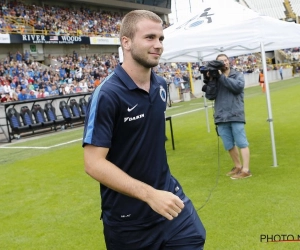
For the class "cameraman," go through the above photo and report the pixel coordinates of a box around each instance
[206,54,251,179]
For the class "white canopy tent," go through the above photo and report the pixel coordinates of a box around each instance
[161,0,300,167]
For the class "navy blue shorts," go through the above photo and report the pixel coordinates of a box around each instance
[103,197,206,250]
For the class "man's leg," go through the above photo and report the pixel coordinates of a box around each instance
[164,198,206,250]
[218,124,242,175]
[240,146,250,172]
[230,123,252,179]
[103,222,163,250]
[228,146,242,169]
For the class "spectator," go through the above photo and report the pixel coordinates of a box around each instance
[11,92,18,101]
[28,90,37,99]
[49,84,59,96]
[87,82,94,92]
[0,83,5,94]
[3,80,12,94]
[79,77,88,92]
[173,73,182,88]
[16,51,22,62]
[18,88,28,100]
[93,76,101,88]
[37,88,46,98]
[69,85,76,94]
[58,84,68,95]
[1,92,12,102]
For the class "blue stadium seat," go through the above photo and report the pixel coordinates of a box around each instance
[59,100,81,127]
[79,97,88,116]
[44,103,66,130]
[20,106,43,131]
[70,99,85,120]
[32,104,54,129]
[6,107,31,138]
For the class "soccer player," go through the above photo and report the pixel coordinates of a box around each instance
[83,10,205,249]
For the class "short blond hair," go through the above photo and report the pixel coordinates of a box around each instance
[120,10,162,41]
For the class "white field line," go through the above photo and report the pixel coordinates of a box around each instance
[0,105,213,150]
[172,105,213,117]
[0,138,82,149]
[166,105,182,110]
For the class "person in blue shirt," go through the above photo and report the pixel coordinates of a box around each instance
[28,90,37,99]
[49,84,59,96]
[279,65,283,80]
[83,10,205,250]
[18,88,28,101]
[27,69,35,78]
[16,51,22,62]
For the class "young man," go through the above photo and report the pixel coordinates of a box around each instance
[82,10,205,250]
[206,54,251,179]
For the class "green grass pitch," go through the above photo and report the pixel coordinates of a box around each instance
[1,77,300,249]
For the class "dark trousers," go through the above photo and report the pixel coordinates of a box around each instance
[104,197,206,250]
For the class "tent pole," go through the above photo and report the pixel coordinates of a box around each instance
[199,59,210,133]
[260,42,278,167]
[200,79,210,133]
[203,92,211,133]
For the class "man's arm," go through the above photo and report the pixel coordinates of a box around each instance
[84,144,184,220]
[218,72,245,94]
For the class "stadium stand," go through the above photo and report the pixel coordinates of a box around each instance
[0,0,170,37]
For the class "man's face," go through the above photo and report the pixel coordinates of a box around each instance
[128,19,164,69]
[217,55,230,71]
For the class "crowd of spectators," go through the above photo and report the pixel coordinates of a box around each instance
[0,1,291,103]
[0,51,120,103]
[1,49,284,104]
[0,0,170,36]
[0,0,123,36]
[282,47,300,62]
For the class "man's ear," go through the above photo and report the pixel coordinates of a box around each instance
[121,36,131,51]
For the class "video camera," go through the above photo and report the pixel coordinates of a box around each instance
[200,60,225,84]
[200,60,225,100]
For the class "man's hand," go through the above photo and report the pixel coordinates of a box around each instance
[207,71,214,81]
[146,189,184,220]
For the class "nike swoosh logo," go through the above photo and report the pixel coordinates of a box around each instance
[127,104,138,112]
